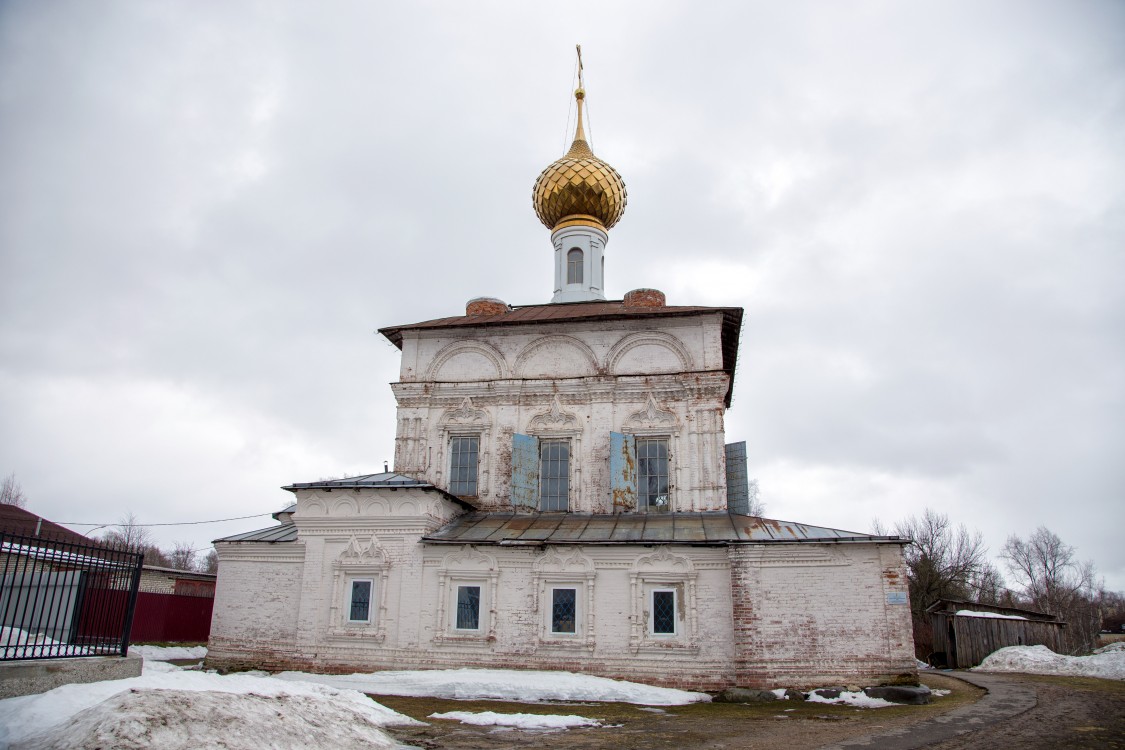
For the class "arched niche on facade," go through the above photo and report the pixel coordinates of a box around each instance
[514,335,600,379]
[607,331,693,376]
[427,341,508,382]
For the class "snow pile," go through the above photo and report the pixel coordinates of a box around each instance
[430,710,601,729]
[956,609,1027,620]
[0,665,419,749]
[0,626,91,659]
[1094,642,1125,655]
[275,667,710,705]
[129,644,207,661]
[13,689,401,750]
[974,645,1125,680]
[806,690,897,709]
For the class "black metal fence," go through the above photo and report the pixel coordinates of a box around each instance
[1,531,143,660]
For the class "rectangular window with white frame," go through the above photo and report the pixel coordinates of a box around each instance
[455,585,481,631]
[550,587,578,635]
[650,588,677,635]
[347,579,374,624]
[449,435,480,497]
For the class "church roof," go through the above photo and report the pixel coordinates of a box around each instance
[422,512,906,546]
[215,522,299,544]
[380,301,743,406]
[281,472,436,491]
[281,472,476,509]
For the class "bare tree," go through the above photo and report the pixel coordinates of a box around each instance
[1002,526,1100,653]
[876,508,991,659]
[201,549,219,575]
[0,473,28,508]
[747,478,765,517]
[968,561,1007,606]
[167,541,198,572]
[100,512,154,553]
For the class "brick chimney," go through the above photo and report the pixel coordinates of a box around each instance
[623,288,666,308]
[466,297,510,316]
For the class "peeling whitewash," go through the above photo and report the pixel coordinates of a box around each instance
[209,307,917,689]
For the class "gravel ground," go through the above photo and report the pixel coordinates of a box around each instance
[379,673,1125,750]
[926,674,1125,750]
[379,674,983,750]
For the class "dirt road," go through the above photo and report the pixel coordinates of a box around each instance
[379,672,1124,750]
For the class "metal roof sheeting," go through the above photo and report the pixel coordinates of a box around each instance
[215,523,299,544]
[282,472,433,491]
[422,512,904,546]
[214,511,904,546]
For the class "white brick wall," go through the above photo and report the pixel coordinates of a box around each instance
[391,314,732,513]
[208,488,916,689]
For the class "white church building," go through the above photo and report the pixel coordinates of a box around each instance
[207,77,917,690]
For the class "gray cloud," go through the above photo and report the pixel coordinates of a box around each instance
[1,0,1122,588]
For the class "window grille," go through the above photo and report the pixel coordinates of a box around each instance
[567,248,583,284]
[652,590,676,634]
[348,580,372,622]
[539,439,570,511]
[552,588,577,634]
[449,436,479,496]
[456,585,481,630]
[637,438,670,512]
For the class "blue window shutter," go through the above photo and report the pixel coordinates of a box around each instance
[511,433,539,509]
[725,441,749,514]
[610,431,637,511]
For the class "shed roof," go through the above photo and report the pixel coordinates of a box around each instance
[422,512,905,546]
[925,598,1060,622]
[378,301,744,407]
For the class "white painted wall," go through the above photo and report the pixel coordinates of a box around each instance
[208,487,916,689]
[392,313,732,512]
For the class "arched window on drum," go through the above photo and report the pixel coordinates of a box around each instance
[567,248,583,284]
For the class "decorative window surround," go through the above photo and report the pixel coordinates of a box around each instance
[629,547,699,653]
[328,535,390,642]
[533,548,596,650]
[525,395,584,512]
[434,546,498,645]
[437,397,492,497]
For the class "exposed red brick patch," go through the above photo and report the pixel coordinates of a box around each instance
[466,297,510,316]
[624,288,666,307]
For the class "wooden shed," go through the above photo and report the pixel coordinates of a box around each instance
[927,599,1066,668]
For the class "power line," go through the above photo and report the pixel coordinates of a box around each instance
[59,512,274,528]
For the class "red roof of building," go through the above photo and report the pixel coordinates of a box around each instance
[0,504,100,547]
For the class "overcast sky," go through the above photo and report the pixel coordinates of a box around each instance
[1,1,1122,590]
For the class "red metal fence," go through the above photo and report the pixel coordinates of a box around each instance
[129,591,214,643]
[79,589,213,643]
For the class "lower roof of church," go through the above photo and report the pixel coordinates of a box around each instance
[424,511,904,546]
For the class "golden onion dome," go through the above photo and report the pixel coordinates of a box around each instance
[532,87,627,232]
